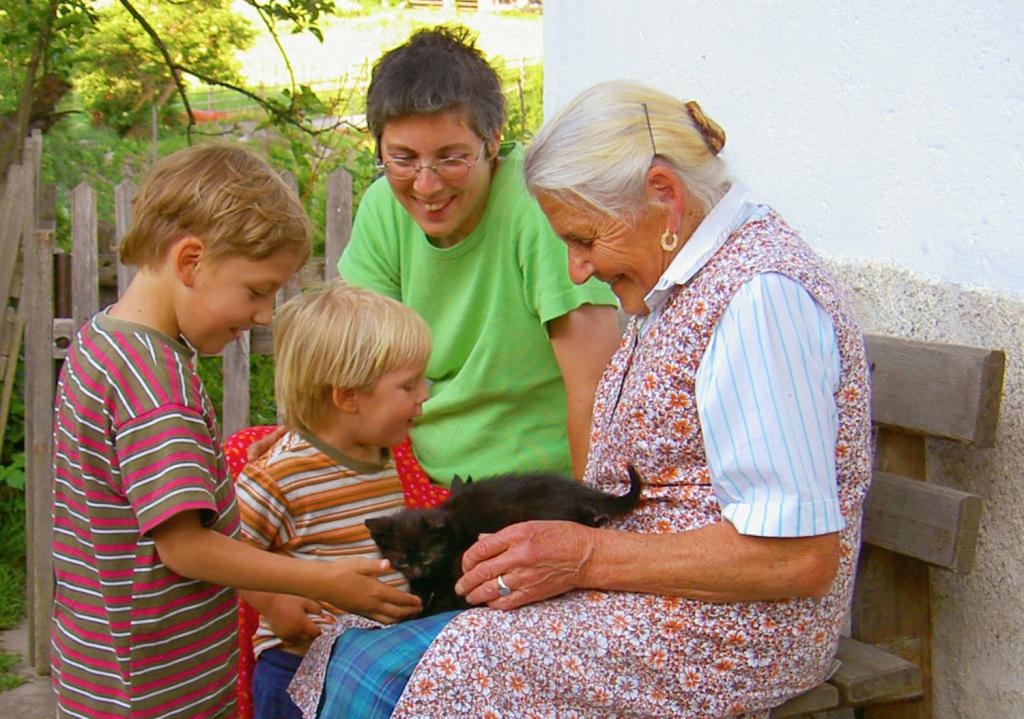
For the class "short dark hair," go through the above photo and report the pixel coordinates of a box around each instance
[366,25,506,147]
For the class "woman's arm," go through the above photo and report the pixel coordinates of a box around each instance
[455,519,840,609]
[548,304,621,479]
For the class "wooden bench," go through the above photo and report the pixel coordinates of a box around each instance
[772,335,1004,718]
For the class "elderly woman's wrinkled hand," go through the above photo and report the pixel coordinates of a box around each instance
[454,520,598,610]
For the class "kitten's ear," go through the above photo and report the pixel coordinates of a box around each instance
[451,475,465,493]
[423,512,448,531]
[365,516,392,539]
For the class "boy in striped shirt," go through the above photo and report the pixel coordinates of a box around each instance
[235,282,431,719]
[50,145,421,719]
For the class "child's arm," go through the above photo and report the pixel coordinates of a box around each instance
[152,510,421,624]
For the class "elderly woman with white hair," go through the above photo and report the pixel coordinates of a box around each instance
[294,80,872,719]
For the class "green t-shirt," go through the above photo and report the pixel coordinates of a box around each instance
[339,142,617,484]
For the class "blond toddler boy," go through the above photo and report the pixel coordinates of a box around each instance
[235,281,431,719]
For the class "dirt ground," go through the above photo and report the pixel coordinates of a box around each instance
[0,618,56,718]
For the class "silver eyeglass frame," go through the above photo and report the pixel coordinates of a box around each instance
[376,142,487,182]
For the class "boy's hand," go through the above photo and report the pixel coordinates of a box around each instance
[247,426,286,462]
[322,558,422,624]
[263,594,324,644]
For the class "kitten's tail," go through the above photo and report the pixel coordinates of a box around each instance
[599,465,644,521]
[622,465,644,509]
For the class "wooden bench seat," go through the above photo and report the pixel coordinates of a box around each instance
[773,637,922,718]
[771,334,1004,718]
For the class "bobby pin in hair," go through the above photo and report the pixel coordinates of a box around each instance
[641,103,658,157]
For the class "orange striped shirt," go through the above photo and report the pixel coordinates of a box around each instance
[236,431,407,656]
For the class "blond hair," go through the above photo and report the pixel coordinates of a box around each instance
[273,281,432,434]
[118,143,312,268]
[524,80,730,219]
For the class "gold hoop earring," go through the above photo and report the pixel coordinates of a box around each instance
[660,228,679,252]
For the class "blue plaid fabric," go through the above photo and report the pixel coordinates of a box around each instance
[317,611,460,719]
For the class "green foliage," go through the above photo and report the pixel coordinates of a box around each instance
[250,355,279,426]
[0,453,23,491]
[0,486,26,630]
[264,121,377,255]
[0,361,23,466]
[72,0,255,135]
[499,60,543,143]
[195,355,278,429]
[246,0,338,42]
[196,357,224,426]
[39,113,189,251]
[0,0,95,114]
[0,353,25,633]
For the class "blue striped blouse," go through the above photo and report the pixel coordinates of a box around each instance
[641,184,843,538]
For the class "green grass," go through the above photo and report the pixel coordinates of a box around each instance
[0,650,27,692]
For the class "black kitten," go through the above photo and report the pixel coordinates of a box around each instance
[365,466,643,617]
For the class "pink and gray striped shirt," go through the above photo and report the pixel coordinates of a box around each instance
[51,311,239,718]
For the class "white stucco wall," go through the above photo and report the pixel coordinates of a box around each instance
[542,1,1023,297]
[540,2,1024,717]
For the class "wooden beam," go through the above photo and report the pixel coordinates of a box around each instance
[866,334,1005,447]
[854,428,931,719]
[0,298,25,454]
[71,183,99,331]
[277,171,301,303]
[324,168,352,280]
[221,331,251,437]
[831,637,923,705]
[24,229,54,674]
[114,180,137,294]
[772,682,840,717]
[0,164,29,304]
[863,471,983,573]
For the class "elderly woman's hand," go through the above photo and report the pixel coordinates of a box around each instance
[454,520,598,610]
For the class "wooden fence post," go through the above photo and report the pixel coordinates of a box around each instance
[24,228,54,674]
[0,163,31,452]
[222,331,252,437]
[0,164,29,311]
[71,183,99,332]
[114,180,138,294]
[324,168,352,279]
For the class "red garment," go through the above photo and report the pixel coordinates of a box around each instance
[223,425,280,719]
[392,436,451,508]
[222,427,450,718]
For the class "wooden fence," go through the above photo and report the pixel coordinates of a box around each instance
[8,132,355,673]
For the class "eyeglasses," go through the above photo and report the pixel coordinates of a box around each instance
[376,143,487,182]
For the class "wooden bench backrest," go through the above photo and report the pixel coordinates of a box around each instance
[862,335,1004,575]
[867,335,1005,447]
